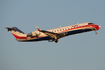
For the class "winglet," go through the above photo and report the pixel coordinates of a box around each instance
[36,26,41,31]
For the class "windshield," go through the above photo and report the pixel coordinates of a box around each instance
[88,23,94,25]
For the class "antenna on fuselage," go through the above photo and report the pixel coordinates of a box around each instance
[77,23,79,24]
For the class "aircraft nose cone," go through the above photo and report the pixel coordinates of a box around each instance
[99,25,101,28]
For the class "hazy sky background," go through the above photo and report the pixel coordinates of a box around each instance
[0,0,105,70]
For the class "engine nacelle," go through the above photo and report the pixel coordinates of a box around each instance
[31,31,40,36]
[27,31,40,38]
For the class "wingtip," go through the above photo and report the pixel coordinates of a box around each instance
[36,26,41,31]
[36,26,39,29]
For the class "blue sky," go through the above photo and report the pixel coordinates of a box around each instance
[0,0,105,70]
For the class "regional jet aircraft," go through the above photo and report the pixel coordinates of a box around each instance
[5,22,101,43]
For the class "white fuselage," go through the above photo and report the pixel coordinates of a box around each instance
[6,22,101,42]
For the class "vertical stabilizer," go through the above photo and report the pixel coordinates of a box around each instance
[5,27,27,39]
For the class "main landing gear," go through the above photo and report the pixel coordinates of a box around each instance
[48,39,59,43]
[54,39,58,43]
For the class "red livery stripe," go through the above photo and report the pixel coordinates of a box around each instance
[12,33,27,39]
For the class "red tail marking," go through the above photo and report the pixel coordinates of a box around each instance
[12,33,27,39]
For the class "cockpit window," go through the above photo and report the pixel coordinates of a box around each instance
[88,23,94,25]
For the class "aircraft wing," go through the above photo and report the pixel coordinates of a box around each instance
[36,26,65,39]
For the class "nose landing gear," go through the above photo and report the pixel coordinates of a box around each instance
[94,30,97,34]
[92,28,97,34]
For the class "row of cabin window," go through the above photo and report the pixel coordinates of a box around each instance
[52,25,83,32]
[52,27,72,32]
[51,23,94,33]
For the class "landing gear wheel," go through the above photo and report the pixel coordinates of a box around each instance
[95,32,97,34]
[94,30,97,34]
[54,39,58,43]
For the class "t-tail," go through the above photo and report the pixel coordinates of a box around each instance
[5,27,27,40]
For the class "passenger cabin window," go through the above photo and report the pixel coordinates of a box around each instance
[65,28,67,30]
[55,30,56,32]
[88,23,94,25]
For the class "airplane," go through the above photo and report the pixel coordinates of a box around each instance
[5,22,101,43]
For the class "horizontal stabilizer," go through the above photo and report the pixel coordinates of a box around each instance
[5,27,25,34]
[5,27,15,31]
